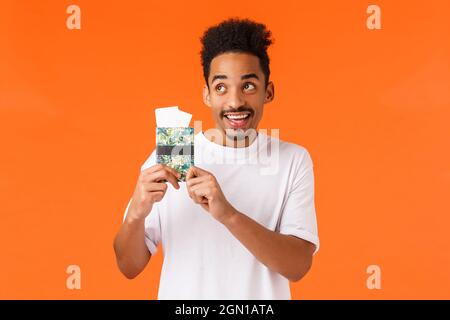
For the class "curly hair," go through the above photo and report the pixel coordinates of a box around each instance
[200,18,273,88]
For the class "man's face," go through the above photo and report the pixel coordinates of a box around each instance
[203,52,274,141]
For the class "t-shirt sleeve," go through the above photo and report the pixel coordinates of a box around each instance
[278,148,320,255]
[122,149,161,255]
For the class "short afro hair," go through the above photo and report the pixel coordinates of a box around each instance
[200,18,273,88]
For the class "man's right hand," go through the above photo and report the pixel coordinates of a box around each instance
[127,164,180,221]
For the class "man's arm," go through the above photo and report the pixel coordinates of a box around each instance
[223,209,315,282]
[186,166,316,282]
[113,164,180,279]
[113,213,151,279]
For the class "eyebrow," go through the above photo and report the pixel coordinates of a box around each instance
[211,73,260,84]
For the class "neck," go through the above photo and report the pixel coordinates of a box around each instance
[204,128,258,148]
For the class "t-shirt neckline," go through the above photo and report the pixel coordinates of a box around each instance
[197,130,264,159]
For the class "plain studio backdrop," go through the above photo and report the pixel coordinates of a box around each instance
[0,0,449,299]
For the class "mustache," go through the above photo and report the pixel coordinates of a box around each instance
[221,107,254,118]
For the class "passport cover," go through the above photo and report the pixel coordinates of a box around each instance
[156,127,194,181]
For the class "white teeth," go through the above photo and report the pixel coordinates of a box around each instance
[225,113,249,120]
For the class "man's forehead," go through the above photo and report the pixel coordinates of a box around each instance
[210,72,260,83]
[208,52,264,83]
[210,52,260,70]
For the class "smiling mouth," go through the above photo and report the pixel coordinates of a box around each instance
[223,111,252,129]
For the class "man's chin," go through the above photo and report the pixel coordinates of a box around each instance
[224,127,257,141]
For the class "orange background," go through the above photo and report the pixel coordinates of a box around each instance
[1,0,449,299]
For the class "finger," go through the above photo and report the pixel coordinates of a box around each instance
[186,177,206,200]
[186,166,210,179]
[190,191,205,204]
[192,166,210,176]
[189,184,204,203]
[162,168,181,189]
[186,177,203,200]
[142,164,180,180]
[143,164,165,175]
[151,190,165,202]
[191,185,210,204]
[162,165,181,180]
[186,166,214,182]
[160,168,180,189]
[185,166,197,180]
[148,169,180,189]
[142,182,167,193]
[186,175,209,188]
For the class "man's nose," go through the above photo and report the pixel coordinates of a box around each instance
[226,87,245,109]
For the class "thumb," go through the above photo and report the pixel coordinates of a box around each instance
[186,166,209,180]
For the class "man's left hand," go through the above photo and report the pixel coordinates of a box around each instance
[186,166,236,224]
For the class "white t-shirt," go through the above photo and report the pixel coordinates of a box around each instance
[123,131,319,299]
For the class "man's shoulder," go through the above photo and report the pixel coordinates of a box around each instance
[262,133,312,163]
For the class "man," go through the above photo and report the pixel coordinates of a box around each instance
[113,18,319,299]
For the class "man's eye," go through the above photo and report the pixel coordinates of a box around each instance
[244,83,256,91]
[216,84,226,93]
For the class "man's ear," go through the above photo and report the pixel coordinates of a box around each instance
[264,81,275,104]
[203,84,212,107]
